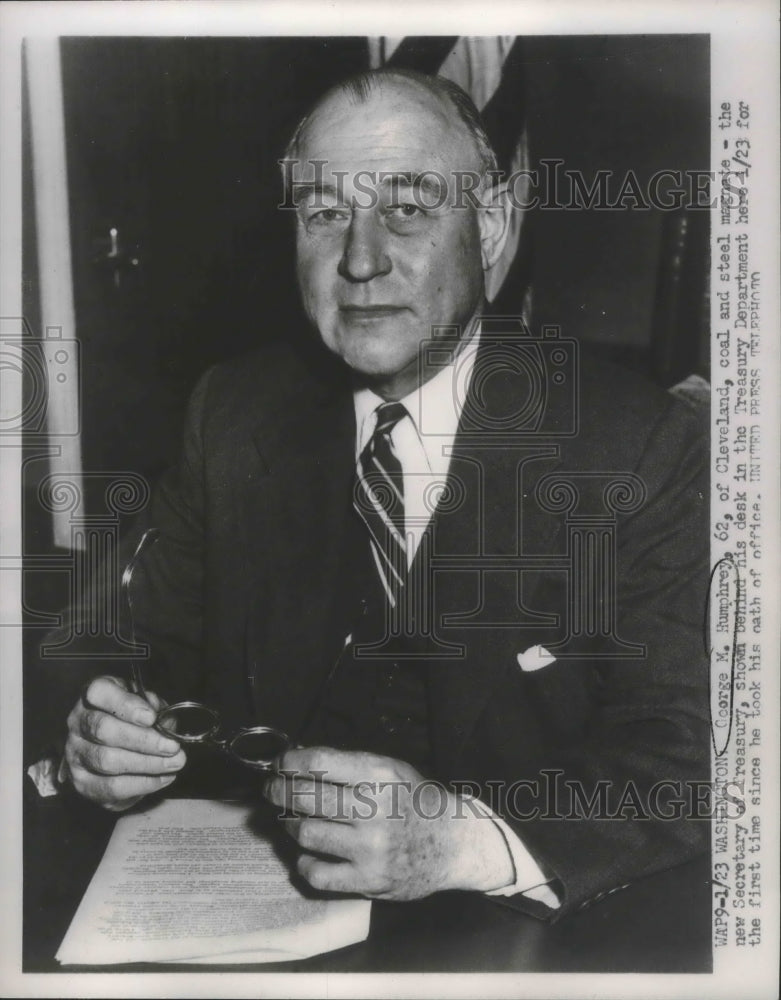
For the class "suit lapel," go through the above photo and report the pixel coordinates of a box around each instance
[426,336,567,769]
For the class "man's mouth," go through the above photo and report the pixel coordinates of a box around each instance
[339,305,408,320]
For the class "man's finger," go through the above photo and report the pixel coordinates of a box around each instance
[82,675,159,727]
[264,773,362,821]
[297,854,363,895]
[284,817,359,861]
[67,763,178,812]
[277,746,404,787]
[71,734,187,777]
[76,710,181,756]
[145,690,165,713]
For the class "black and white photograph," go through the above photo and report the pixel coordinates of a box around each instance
[1,2,778,997]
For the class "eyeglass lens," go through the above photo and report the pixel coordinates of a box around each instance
[155,701,289,769]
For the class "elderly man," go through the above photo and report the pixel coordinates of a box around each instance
[57,69,710,919]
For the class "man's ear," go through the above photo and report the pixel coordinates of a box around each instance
[477,183,513,271]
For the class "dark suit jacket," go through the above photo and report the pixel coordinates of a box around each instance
[38,331,711,921]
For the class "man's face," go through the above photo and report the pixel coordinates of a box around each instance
[292,80,488,399]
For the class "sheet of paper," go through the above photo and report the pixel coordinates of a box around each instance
[55,797,370,966]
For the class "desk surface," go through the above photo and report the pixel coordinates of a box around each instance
[23,788,713,974]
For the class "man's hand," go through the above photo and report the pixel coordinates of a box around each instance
[263,747,515,901]
[62,675,186,812]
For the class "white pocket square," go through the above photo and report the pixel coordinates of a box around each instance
[516,645,557,672]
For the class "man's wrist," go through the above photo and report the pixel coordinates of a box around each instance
[441,792,515,893]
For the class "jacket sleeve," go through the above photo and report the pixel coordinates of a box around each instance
[28,367,215,766]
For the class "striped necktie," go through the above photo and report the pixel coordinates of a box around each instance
[354,402,408,609]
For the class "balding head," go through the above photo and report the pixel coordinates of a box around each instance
[285,68,498,183]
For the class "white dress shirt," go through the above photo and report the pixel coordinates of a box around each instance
[353,331,560,908]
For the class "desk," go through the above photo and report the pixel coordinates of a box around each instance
[23,786,712,974]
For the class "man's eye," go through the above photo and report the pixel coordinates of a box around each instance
[317,207,348,220]
[305,206,350,228]
[387,203,423,219]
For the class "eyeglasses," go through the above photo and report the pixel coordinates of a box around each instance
[122,528,290,771]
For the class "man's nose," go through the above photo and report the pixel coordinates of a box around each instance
[337,210,392,283]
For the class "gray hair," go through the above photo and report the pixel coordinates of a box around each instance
[283,67,499,182]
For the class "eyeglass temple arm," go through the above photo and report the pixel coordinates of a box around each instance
[121,527,160,700]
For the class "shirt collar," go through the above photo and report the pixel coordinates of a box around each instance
[353,327,481,466]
